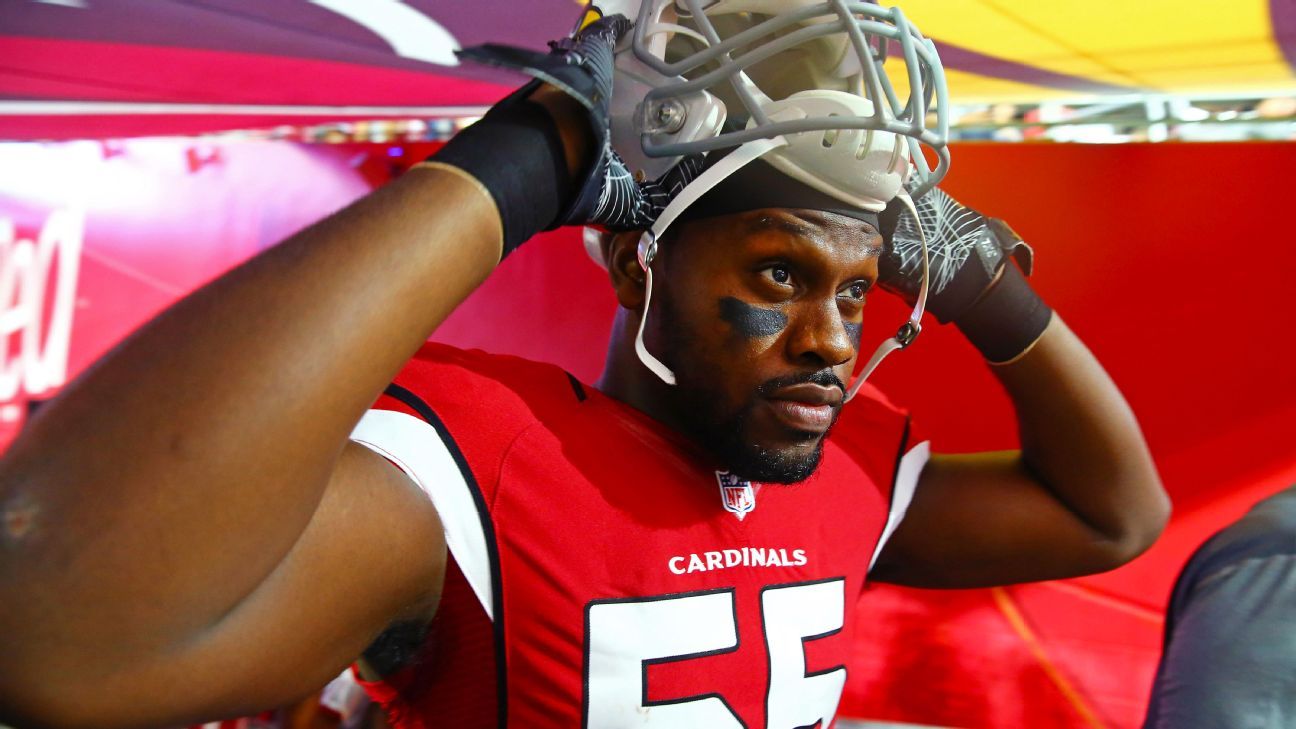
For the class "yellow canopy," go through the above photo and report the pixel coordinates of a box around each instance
[886,0,1296,103]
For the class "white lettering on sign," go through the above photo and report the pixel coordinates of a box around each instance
[0,210,84,402]
[308,0,461,66]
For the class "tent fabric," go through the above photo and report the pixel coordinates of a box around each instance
[893,0,1296,101]
[3,1,1296,140]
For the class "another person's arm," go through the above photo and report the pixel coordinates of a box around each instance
[1144,553,1296,728]
[1144,490,1296,728]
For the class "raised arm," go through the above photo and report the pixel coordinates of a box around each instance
[869,188,1170,588]
[0,157,497,727]
[0,78,598,727]
[871,314,1170,587]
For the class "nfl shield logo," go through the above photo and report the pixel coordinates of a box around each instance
[715,470,756,520]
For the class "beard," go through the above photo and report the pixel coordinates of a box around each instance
[655,294,843,484]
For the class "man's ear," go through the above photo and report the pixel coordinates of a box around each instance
[605,230,648,309]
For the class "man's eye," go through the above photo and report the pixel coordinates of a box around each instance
[839,281,869,301]
[761,265,793,285]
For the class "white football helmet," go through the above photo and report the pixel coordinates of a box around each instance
[586,0,948,399]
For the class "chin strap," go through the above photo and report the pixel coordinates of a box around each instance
[633,141,930,398]
[844,190,928,401]
[634,136,789,385]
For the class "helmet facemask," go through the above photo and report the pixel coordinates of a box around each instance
[609,0,949,202]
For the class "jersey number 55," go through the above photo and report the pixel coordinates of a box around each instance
[583,578,846,728]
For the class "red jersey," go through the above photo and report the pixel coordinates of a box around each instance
[349,344,928,729]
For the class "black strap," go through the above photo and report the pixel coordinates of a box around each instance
[431,86,573,257]
[955,263,1053,363]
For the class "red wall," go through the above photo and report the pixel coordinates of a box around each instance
[0,140,373,444]
[3,138,1294,728]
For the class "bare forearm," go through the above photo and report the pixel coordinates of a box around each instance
[994,315,1169,557]
[0,167,500,652]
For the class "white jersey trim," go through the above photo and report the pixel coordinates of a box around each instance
[351,409,495,621]
[868,440,931,573]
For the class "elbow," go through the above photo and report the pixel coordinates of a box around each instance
[1092,475,1172,571]
[1146,482,1174,543]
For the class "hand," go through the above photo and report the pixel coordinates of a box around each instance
[459,14,704,232]
[877,182,1035,324]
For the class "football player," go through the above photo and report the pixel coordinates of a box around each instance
[0,3,1168,728]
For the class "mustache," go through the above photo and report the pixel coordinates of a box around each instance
[756,369,846,398]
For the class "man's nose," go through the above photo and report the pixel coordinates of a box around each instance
[786,298,856,369]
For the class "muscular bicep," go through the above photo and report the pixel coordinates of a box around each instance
[869,451,1130,588]
[79,443,445,727]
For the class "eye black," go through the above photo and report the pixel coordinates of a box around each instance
[769,266,791,284]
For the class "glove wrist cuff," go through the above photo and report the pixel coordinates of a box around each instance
[954,263,1053,363]
[430,87,572,257]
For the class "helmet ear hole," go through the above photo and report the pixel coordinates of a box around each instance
[753,91,904,211]
[888,135,906,174]
[821,113,840,148]
[855,130,874,161]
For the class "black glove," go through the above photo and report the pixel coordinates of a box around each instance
[878,184,1035,324]
[438,14,703,256]
[878,182,1051,362]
